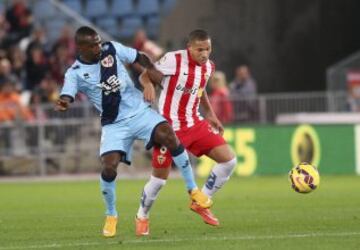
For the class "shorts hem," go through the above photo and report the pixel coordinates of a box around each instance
[100,150,131,165]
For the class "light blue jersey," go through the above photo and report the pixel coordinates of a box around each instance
[61,41,150,122]
[60,41,166,162]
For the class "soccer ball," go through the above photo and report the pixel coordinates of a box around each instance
[289,162,320,193]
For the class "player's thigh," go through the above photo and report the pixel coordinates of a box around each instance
[133,108,168,149]
[100,122,134,165]
[206,144,236,163]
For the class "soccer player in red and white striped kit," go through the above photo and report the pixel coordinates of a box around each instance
[135,30,237,236]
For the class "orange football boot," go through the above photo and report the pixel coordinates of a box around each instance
[190,201,219,226]
[135,217,150,236]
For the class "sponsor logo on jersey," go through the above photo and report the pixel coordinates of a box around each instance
[176,84,199,95]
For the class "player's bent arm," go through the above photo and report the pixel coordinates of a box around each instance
[200,90,224,134]
[133,52,164,85]
[200,90,217,119]
[54,95,73,112]
[139,70,156,103]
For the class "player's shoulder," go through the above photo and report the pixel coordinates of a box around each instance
[65,61,81,76]
[158,50,183,63]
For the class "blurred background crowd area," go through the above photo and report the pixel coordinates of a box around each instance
[1,0,360,125]
[0,0,258,126]
[0,0,360,175]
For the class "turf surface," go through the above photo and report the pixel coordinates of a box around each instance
[0,176,359,249]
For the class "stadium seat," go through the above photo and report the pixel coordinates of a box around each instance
[0,2,4,13]
[146,16,160,38]
[160,0,177,15]
[110,0,135,17]
[46,18,67,41]
[136,0,159,16]
[84,0,109,19]
[32,0,56,19]
[96,17,119,37]
[118,16,143,38]
[62,0,83,15]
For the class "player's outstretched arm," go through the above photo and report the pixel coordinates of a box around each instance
[54,96,72,112]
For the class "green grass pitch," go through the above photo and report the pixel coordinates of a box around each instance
[0,176,359,249]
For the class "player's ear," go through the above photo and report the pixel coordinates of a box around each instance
[186,41,191,49]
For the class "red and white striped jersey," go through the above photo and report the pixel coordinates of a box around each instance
[155,49,215,131]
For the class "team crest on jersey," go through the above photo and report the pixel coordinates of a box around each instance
[101,55,114,68]
[198,88,204,97]
[205,74,211,81]
[157,55,167,65]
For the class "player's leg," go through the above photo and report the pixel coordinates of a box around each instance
[202,144,237,198]
[135,156,171,236]
[100,152,121,237]
[152,122,212,208]
[99,122,133,237]
[183,121,236,226]
[134,108,212,209]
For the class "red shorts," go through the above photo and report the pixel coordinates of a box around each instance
[152,120,227,168]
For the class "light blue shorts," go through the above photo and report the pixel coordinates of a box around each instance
[99,107,166,165]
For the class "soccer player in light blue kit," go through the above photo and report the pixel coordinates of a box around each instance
[55,26,212,237]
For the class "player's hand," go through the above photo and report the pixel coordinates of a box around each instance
[54,98,69,112]
[207,116,224,135]
[143,83,156,103]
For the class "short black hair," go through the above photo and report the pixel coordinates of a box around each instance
[75,26,98,44]
[188,29,210,43]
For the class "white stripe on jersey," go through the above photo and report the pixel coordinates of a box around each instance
[169,51,188,130]
[185,65,202,127]
[195,61,214,121]
[158,76,170,116]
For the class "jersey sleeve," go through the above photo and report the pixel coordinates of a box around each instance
[111,41,137,64]
[155,52,177,76]
[60,69,79,102]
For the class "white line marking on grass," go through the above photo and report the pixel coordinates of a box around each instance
[1,232,360,249]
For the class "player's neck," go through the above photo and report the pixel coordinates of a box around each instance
[186,49,203,66]
[77,55,99,65]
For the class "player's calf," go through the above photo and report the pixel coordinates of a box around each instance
[202,157,237,198]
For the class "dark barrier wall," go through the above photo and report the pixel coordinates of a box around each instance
[161,0,360,92]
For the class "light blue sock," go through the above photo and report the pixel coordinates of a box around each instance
[100,177,117,216]
[171,146,197,191]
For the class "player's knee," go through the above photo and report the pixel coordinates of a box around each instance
[102,157,119,170]
[161,132,178,151]
[154,124,178,150]
[101,157,119,182]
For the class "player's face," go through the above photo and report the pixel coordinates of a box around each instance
[77,34,102,62]
[188,39,212,65]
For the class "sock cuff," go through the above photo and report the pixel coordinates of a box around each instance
[150,175,167,186]
[213,157,237,176]
[170,144,185,157]
[222,157,237,168]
